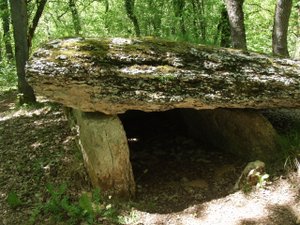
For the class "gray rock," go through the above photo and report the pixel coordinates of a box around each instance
[26,37,300,114]
[70,109,135,198]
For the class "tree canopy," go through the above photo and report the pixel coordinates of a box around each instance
[0,0,299,102]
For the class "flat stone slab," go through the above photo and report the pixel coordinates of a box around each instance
[26,37,300,114]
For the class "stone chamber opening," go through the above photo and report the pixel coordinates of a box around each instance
[118,109,247,213]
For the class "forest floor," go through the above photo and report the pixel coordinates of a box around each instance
[0,89,300,225]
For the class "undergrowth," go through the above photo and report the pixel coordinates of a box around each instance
[0,61,17,91]
[278,123,300,172]
[28,183,119,225]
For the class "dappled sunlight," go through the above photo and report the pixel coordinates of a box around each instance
[128,177,300,225]
[0,94,90,224]
[1,92,299,224]
[118,109,300,224]
[30,141,42,149]
[0,106,52,122]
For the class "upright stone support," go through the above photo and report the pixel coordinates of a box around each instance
[181,108,279,162]
[71,109,135,198]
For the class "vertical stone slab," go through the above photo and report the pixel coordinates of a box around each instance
[72,109,135,198]
[181,108,279,162]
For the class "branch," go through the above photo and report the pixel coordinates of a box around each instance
[27,0,47,49]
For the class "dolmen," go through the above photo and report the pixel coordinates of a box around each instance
[26,37,300,198]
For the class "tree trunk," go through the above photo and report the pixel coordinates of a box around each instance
[198,0,206,42]
[28,0,47,50]
[294,2,300,59]
[104,0,109,13]
[124,0,140,37]
[148,1,162,37]
[173,0,187,38]
[68,0,82,36]
[272,0,292,57]
[9,0,36,104]
[224,0,247,50]
[0,0,14,61]
[192,0,206,42]
[0,31,2,62]
[215,5,231,47]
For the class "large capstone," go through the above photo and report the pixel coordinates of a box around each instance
[26,37,300,114]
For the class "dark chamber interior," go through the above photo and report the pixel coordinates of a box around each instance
[119,109,244,213]
[119,109,188,144]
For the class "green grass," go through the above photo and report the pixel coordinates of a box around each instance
[7,192,23,209]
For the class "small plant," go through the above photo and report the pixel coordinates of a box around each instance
[118,209,139,224]
[241,171,270,193]
[278,124,300,171]
[29,183,119,225]
[7,192,22,209]
[256,173,270,188]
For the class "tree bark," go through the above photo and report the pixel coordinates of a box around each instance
[294,2,300,59]
[215,5,231,47]
[124,0,140,37]
[173,0,187,38]
[26,38,300,114]
[224,0,247,50]
[148,0,162,37]
[9,0,36,104]
[68,0,82,36]
[28,0,47,50]
[192,0,206,42]
[0,31,2,62]
[272,0,293,57]
[197,0,206,42]
[0,0,14,61]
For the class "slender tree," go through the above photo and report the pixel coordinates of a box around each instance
[294,2,300,59]
[125,0,140,37]
[0,0,14,61]
[9,0,36,104]
[27,0,47,50]
[215,5,231,47]
[272,0,293,57]
[224,0,247,50]
[173,0,186,38]
[68,0,82,36]
[191,0,206,42]
[148,0,162,36]
[0,31,2,62]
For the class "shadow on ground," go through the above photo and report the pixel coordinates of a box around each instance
[120,110,245,213]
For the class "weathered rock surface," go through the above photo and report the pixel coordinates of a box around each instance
[181,108,279,162]
[68,109,135,198]
[26,37,300,114]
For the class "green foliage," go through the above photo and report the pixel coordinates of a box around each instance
[7,192,22,209]
[3,0,295,56]
[278,124,300,170]
[29,184,119,225]
[0,61,17,91]
[257,173,270,187]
